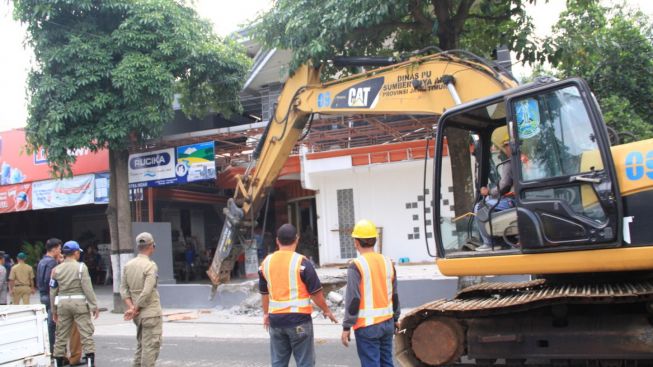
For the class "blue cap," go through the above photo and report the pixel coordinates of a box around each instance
[62,241,83,254]
[17,252,27,260]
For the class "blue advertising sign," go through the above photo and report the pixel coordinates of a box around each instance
[94,173,110,204]
[175,142,216,184]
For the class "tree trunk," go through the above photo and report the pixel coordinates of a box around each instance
[447,128,474,219]
[438,26,485,290]
[438,27,460,51]
[107,148,134,313]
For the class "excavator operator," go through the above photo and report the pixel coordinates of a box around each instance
[475,130,516,251]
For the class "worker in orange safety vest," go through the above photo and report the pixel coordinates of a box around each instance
[259,223,338,367]
[341,219,400,367]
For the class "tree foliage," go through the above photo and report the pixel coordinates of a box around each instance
[13,0,251,175]
[253,0,541,72]
[545,1,653,139]
[21,240,45,268]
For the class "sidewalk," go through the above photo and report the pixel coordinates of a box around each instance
[94,307,345,340]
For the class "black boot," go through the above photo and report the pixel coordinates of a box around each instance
[84,353,95,367]
[53,357,65,367]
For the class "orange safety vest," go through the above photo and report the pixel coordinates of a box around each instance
[261,251,312,314]
[352,252,394,330]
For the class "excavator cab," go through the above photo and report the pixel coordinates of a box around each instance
[434,78,622,260]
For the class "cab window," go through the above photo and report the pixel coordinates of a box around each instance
[514,86,604,182]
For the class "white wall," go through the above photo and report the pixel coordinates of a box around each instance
[308,157,453,264]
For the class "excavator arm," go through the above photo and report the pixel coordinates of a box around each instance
[207,51,519,293]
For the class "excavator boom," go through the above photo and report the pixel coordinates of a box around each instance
[207,51,517,288]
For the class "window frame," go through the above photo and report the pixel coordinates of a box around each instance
[511,86,605,184]
[505,79,617,191]
[505,78,622,251]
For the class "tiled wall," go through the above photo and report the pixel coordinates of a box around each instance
[336,188,356,259]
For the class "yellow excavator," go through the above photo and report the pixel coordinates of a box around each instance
[207,49,653,366]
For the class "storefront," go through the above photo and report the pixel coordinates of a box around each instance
[0,129,110,261]
[0,128,230,283]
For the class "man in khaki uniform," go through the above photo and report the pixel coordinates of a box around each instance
[121,232,163,367]
[54,251,83,366]
[9,252,35,304]
[51,241,99,367]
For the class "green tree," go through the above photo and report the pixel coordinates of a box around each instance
[546,1,653,141]
[13,0,251,310]
[253,0,541,72]
[21,240,45,268]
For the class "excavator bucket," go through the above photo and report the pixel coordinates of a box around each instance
[207,198,244,299]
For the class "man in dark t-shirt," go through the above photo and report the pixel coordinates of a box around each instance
[36,238,62,353]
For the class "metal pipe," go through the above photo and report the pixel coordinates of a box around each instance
[332,56,397,67]
[443,75,462,105]
[148,188,154,223]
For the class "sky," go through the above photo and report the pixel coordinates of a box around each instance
[0,0,651,131]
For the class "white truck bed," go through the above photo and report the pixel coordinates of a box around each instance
[0,305,50,367]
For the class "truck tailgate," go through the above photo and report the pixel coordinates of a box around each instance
[0,305,50,366]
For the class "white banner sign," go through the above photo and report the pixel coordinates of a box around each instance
[128,148,176,187]
[32,174,95,210]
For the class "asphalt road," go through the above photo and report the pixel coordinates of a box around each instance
[96,335,367,366]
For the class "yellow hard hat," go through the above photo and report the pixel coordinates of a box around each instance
[351,219,378,239]
[491,126,510,148]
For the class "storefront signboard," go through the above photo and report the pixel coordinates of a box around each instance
[128,148,176,188]
[175,142,216,184]
[0,129,108,185]
[0,183,32,213]
[128,142,215,188]
[94,173,110,204]
[32,174,95,209]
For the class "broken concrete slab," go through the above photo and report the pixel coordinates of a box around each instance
[327,291,343,305]
[165,312,198,321]
[318,273,347,295]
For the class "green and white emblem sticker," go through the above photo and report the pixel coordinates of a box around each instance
[515,98,541,139]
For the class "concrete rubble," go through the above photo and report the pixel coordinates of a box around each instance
[209,269,354,318]
[212,264,446,317]
[327,290,344,305]
[220,277,348,318]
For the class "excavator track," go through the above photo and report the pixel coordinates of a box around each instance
[396,279,653,367]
